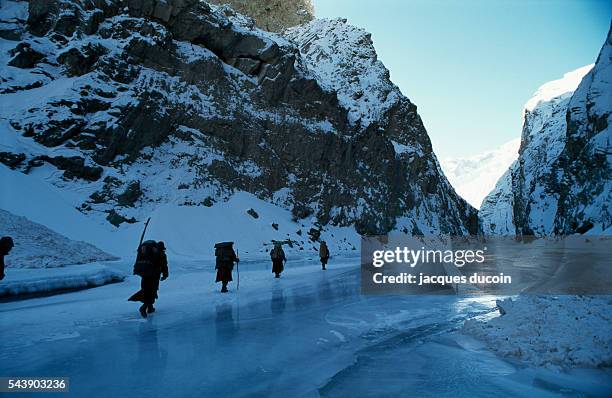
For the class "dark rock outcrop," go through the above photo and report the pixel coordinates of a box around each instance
[8,42,44,68]
[1,0,477,235]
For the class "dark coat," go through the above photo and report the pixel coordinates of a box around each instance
[272,259,284,274]
[129,246,169,303]
[319,243,329,264]
[0,237,14,280]
[159,251,169,278]
[129,276,159,304]
[215,248,238,283]
[270,247,286,274]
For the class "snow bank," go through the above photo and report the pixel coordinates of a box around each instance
[0,209,117,268]
[0,263,124,298]
[0,164,358,261]
[463,295,612,368]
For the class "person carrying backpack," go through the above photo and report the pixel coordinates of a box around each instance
[319,241,330,270]
[0,236,14,280]
[129,240,169,318]
[270,242,286,278]
[215,242,239,293]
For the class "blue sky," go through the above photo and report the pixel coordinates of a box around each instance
[313,0,611,159]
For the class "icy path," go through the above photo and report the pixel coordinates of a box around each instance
[1,255,610,397]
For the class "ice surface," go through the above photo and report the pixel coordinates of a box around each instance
[1,255,610,397]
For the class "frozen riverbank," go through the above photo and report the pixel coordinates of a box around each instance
[463,295,612,369]
[2,255,611,397]
[0,262,125,299]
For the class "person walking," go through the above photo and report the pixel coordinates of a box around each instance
[319,241,330,270]
[129,240,169,318]
[215,242,239,293]
[270,242,286,278]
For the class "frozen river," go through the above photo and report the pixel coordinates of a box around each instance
[1,255,610,397]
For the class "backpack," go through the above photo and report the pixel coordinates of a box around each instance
[133,240,160,276]
[214,242,235,263]
[271,246,283,260]
[320,243,329,258]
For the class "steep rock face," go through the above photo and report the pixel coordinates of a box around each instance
[480,27,611,235]
[1,0,477,237]
[554,30,612,235]
[207,0,314,32]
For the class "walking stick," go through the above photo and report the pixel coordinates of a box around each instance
[138,217,151,247]
[236,249,240,291]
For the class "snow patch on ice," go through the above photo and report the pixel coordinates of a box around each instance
[463,295,612,369]
[0,263,124,298]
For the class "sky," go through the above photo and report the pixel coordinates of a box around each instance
[313,0,612,159]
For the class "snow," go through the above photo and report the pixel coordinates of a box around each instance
[0,263,124,298]
[463,295,612,369]
[524,64,594,112]
[0,162,359,262]
[0,208,117,268]
[440,138,520,209]
[479,168,516,234]
[1,256,610,397]
[479,65,594,235]
[285,18,403,129]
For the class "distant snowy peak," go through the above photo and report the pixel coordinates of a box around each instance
[285,18,402,129]
[440,138,520,209]
[523,64,594,112]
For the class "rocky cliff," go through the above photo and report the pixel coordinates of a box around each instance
[207,0,313,32]
[480,26,611,235]
[0,0,477,244]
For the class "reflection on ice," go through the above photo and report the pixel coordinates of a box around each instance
[1,256,610,397]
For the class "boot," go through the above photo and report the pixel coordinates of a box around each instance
[275,273,280,278]
[221,283,228,293]
[322,264,326,270]
[147,304,156,314]
[139,304,148,318]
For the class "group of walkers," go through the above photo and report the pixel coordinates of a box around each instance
[269,240,329,278]
[130,239,332,318]
[0,233,332,319]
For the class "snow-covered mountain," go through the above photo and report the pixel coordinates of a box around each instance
[440,138,520,209]
[0,0,477,261]
[480,27,611,235]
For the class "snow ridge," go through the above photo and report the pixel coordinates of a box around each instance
[285,18,402,129]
